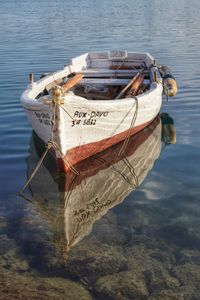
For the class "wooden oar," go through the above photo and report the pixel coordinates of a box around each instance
[115,68,145,99]
[125,72,145,98]
[62,73,84,92]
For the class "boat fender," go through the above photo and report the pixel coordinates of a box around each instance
[159,66,177,97]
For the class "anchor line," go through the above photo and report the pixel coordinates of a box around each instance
[18,89,79,200]
[118,96,139,156]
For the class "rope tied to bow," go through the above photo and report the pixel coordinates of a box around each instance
[18,87,79,198]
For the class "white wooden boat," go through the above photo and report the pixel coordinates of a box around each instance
[27,116,162,256]
[21,51,177,172]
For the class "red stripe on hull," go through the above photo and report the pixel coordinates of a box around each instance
[57,119,155,173]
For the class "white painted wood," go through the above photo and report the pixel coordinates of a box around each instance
[109,50,128,59]
[21,51,163,162]
[88,52,109,59]
[78,78,130,86]
[81,68,149,78]
[57,83,162,153]
[89,59,146,68]
[70,53,89,68]
[78,78,150,86]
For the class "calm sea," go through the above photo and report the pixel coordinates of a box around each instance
[0,0,200,299]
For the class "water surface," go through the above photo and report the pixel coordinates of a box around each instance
[0,0,200,299]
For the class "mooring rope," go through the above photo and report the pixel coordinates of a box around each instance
[18,88,79,199]
[118,96,138,156]
[58,103,74,120]
[94,153,139,189]
[18,146,51,198]
[123,158,139,188]
[19,73,140,201]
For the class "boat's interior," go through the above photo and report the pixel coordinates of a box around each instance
[73,64,151,100]
[37,51,159,101]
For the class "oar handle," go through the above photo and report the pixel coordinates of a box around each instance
[115,68,145,99]
[126,72,145,98]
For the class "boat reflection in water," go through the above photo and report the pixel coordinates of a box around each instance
[25,114,175,258]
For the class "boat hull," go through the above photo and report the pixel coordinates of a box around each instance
[24,85,162,172]
[21,51,163,172]
[57,118,153,172]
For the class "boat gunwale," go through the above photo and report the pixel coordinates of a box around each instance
[21,82,162,112]
[21,51,162,109]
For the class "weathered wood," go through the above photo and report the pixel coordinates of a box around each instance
[110,65,143,70]
[21,51,163,176]
[126,73,145,97]
[115,69,145,99]
[62,74,84,92]
[80,68,149,78]
[77,78,130,86]
[77,78,150,86]
[90,59,145,68]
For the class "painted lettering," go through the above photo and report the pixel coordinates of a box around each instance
[44,119,51,126]
[35,112,41,118]
[73,110,109,119]
[83,119,96,126]
[41,113,50,119]
[90,111,108,118]
[71,119,81,127]
[73,111,87,118]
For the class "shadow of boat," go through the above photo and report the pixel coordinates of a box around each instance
[24,114,175,257]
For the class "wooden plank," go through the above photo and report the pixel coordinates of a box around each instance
[110,65,143,70]
[78,78,130,86]
[80,68,149,78]
[90,59,145,68]
[82,68,135,74]
[62,74,84,91]
[109,50,127,59]
[88,52,109,59]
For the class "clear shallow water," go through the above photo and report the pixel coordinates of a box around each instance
[0,0,200,299]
